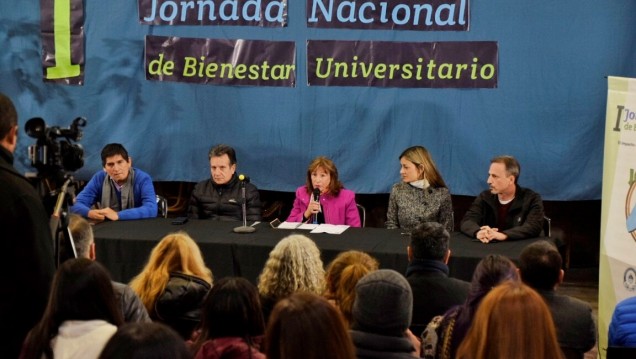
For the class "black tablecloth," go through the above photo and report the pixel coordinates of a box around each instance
[93,218,549,283]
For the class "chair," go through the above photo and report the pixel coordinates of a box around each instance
[156,195,168,218]
[357,204,366,227]
[543,216,551,237]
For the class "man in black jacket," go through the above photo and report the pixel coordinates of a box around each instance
[187,144,261,221]
[0,93,56,358]
[406,222,469,335]
[460,155,544,242]
[67,213,151,323]
[519,240,596,358]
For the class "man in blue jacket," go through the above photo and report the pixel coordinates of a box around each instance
[71,143,157,220]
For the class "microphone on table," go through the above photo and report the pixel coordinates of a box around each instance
[312,188,321,224]
[233,174,256,233]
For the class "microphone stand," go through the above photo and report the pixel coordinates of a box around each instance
[233,177,255,233]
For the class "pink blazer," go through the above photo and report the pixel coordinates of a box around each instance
[287,186,361,227]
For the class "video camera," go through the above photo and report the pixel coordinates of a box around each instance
[25,117,86,176]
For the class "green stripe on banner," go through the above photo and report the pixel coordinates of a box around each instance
[46,0,80,79]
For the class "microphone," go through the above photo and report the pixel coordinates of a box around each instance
[312,188,321,224]
[238,174,250,183]
[233,174,256,233]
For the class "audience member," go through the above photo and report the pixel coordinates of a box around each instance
[190,277,266,359]
[71,143,157,221]
[257,234,325,323]
[324,250,379,326]
[519,240,596,358]
[188,144,262,221]
[66,213,151,323]
[609,295,636,347]
[0,92,56,358]
[266,292,356,359]
[406,222,469,335]
[99,322,190,359]
[455,281,564,359]
[460,155,544,242]
[287,156,361,226]
[350,269,419,358]
[129,231,213,339]
[421,254,519,359]
[20,258,124,359]
[386,146,453,233]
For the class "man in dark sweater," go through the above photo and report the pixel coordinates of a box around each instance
[406,222,469,335]
[460,155,545,242]
[187,144,261,221]
[519,240,596,358]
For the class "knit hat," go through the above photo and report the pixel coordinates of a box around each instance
[352,269,413,336]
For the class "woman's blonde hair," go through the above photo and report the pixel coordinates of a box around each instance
[324,250,379,326]
[257,234,325,300]
[129,231,213,313]
[400,146,447,188]
[456,281,564,359]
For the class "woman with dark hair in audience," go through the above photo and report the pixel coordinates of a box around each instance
[190,277,266,359]
[129,231,213,339]
[99,322,190,359]
[324,250,379,326]
[386,146,453,233]
[455,281,564,359]
[266,292,356,359]
[420,254,519,359]
[257,234,325,323]
[287,156,361,226]
[20,258,124,359]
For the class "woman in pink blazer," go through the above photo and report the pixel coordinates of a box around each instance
[287,156,361,227]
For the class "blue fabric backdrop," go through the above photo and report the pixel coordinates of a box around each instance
[1,1,635,200]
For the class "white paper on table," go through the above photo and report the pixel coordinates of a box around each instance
[277,221,302,229]
[297,223,319,230]
[310,224,350,234]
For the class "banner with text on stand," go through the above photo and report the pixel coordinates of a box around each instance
[599,76,636,357]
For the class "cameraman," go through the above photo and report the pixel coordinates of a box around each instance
[71,143,157,221]
[0,93,56,358]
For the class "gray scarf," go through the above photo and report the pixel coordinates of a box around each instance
[101,168,135,211]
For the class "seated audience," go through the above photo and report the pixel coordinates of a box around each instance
[455,281,564,359]
[257,234,325,323]
[350,269,420,358]
[386,146,453,233]
[129,231,213,339]
[67,214,151,323]
[287,156,361,226]
[460,155,544,242]
[99,322,190,359]
[324,250,379,326]
[406,222,469,335]
[188,144,261,221]
[421,254,519,359]
[71,143,157,221]
[609,295,636,347]
[266,292,356,359]
[190,277,266,359]
[519,240,596,358]
[21,258,124,359]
